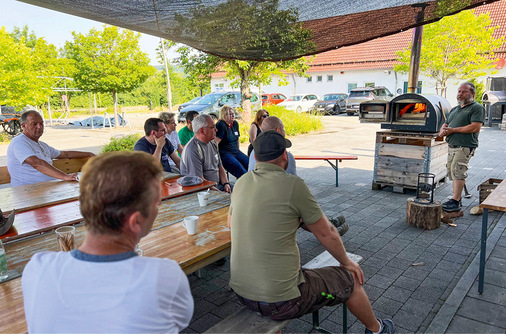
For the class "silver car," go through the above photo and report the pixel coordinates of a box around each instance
[346,87,394,116]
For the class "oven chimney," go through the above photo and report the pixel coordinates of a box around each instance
[407,4,428,94]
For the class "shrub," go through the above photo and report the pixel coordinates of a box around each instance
[101,133,142,153]
[236,104,323,144]
[0,131,12,144]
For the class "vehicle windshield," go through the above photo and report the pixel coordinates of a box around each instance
[349,91,372,98]
[323,94,339,101]
[288,95,303,101]
[196,93,222,105]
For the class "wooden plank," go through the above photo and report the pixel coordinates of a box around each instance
[1,181,220,242]
[302,251,363,269]
[480,178,506,212]
[204,307,289,334]
[293,155,358,161]
[0,166,10,185]
[378,143,426,159]
[52,157,90,173]
[0,278,26,334]
[376,156,424,173]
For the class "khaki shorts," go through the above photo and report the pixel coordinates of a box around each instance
[236,266,354,321]
[447,146,475,180]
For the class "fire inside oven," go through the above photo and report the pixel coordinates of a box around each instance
[392,100,428,124]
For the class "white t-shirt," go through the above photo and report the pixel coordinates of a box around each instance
[166,131,182,167]
[6,133,61,186]
[22,250,194,333]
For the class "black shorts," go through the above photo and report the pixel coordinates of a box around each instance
[237,266,354,321]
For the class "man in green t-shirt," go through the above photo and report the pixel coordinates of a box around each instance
[439,82,484,212]
[228,131,394,334]
[178,111,199,146]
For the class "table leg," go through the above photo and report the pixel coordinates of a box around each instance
[324,159,339,187]
[478,208,488,294]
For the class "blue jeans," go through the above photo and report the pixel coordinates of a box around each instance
[220,151,249,179]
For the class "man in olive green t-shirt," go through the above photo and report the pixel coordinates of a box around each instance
[228,130,394,334]
[178,111,199,146]
[439,82,484,212]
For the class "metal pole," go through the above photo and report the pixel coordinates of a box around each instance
[160,39,173,112]
[407,4,428,94]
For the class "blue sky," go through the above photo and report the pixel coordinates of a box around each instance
[1,0,174,65]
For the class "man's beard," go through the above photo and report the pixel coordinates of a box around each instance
[458,97,472,106]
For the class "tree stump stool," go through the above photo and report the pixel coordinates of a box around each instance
[406,197,441,229]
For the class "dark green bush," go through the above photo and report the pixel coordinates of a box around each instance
[101,133,142,153]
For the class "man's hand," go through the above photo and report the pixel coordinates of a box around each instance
[438,123,448,137]
[223,183,232,193]
[155,135,166,147]
[63,173,79,182]
[340,260,365,285]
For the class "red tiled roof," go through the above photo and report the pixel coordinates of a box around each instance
[310,0,506,72]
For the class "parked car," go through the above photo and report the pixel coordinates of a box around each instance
[262,93,287,106]
[345,87,394,116]
[310,93,348,115]
[178,91,261,122]
[279,94,319,113]
[178,96,202,112]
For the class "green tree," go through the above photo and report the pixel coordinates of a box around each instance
[65,26,154,126]
[0,27,63,109]
[394,10,504,97]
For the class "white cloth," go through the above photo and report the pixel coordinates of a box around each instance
[6,133,60,187]
[22,251,194,333]
[166,131,182,167]
[248,149,297,175]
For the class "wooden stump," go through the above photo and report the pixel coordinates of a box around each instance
[406,197,441,230]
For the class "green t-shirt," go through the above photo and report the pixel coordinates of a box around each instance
[178,126,194,146]
[229,163,323,303]
[446,101,484,148]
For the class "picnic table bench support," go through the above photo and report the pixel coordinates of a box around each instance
[478,208,488,294]
[293,156,358,187]
[324,159,339,187]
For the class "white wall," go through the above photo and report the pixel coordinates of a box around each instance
[210,66,506,105]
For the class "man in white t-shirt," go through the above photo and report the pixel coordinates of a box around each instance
[7,110,95,187]
[22,151,194,333]
[160,112,184,174]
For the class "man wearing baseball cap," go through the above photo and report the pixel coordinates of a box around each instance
[228,130,394,334]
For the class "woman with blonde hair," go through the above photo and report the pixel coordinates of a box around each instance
[215,105,249,179]
[247,109,269,156]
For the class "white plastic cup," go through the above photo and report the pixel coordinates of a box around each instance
[182,216,199,235]
[197,192,209,207]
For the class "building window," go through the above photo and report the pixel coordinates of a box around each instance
[365,82,375,88]
[347,83,357,92]
[403,81,422,94]
[307,76,312,83]
[317,76,323,82]
[327,75,333,82]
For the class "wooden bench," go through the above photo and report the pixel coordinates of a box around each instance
[0,157,91,185]
[205,251,363,334]
[293,155,358,187]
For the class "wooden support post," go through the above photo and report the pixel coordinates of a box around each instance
[406,197,441,229]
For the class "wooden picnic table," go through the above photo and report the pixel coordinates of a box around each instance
[1,179,216,242]
[0,171,180,214]
[478,177,506,293]
[0,193,230,334]
[293,155,358,187]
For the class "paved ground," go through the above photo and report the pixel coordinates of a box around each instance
[1,114,505,333]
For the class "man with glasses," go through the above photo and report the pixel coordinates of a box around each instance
[181,115,231,193]
[134,118,181,173]
[159,112,183,173]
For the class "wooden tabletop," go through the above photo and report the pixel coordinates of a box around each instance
[480,178,506,212]
[1,179,216,242]
[0,172,181,215]
[0,203,230,334]
[293,155,358,161]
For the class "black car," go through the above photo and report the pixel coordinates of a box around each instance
[310,93,348,115]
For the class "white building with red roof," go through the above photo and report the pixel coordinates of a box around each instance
[211,0,506,105]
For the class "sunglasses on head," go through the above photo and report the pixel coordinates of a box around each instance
[262,113,269,118]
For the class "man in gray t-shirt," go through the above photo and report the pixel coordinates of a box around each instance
[181,115,231,193]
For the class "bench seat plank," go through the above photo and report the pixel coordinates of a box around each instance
[205,307,290,334]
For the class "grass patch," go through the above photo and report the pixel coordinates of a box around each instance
[0,132,12,144]
[101,133,142,153]
[237,105,323,143]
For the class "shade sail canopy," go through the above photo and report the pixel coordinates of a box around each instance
[18,0,499,61]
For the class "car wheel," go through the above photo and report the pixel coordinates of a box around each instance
[334,105,341,115]
[346,111,355,116]
[296,106,302,113]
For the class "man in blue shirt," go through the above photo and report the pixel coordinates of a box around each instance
[134,118,181,173]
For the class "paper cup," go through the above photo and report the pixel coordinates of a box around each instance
[182,216,199,235]
[197,192,209,207]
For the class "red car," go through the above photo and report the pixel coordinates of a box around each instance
[262,93,287,106]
